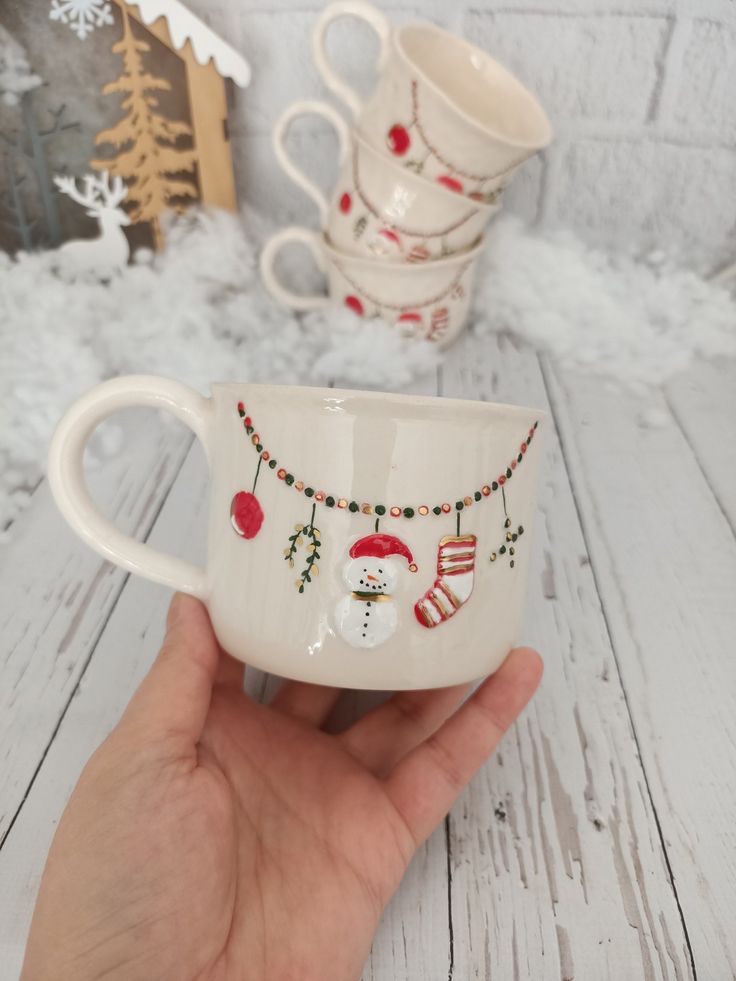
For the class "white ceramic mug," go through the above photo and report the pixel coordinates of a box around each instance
[48,376,544,689]
[274,99,499,263]
[313,0,552,199]
[260,226,482,348]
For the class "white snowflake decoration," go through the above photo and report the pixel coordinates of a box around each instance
[49,0,114,40]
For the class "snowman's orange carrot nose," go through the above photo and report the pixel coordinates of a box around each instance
[367,574,379,582]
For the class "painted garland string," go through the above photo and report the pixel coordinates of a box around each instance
[346,140,480,248]
[230,401,540,634]
[234,400,538,519]
[385,79,525,201]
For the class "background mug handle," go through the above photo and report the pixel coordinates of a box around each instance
[311,0,391,119]
[48,375,211,599]
[259,226,331,312]
[272,99,352,227]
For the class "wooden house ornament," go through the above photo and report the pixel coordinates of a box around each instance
[93,0,250,248]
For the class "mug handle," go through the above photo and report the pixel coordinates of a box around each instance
[312,0,391,118]
[47,375,211,599]
[259,226,331,312]
[273,99,352,227]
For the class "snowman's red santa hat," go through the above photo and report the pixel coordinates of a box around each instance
[349,534,417,571]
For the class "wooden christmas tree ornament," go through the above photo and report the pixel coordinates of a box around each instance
[93,0,250,248]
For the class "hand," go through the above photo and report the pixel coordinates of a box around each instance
[22,593,542,981]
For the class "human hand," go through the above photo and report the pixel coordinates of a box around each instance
[22,593,542,981]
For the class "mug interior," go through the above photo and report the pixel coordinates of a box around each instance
[397,24,552,148]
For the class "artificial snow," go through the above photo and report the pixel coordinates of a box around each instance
[0,209,734,532]
[473,218,736,391]
[0,210,439,531]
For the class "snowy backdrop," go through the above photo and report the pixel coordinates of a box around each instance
[1,0,735,531]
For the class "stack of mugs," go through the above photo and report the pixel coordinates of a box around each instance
[260,0,551,349]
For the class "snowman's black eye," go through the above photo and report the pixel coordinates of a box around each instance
[378,569,383,574]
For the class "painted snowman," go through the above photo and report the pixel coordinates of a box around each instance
[334,533,416,649]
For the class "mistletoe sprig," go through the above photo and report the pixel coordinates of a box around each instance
[284,503,322,593]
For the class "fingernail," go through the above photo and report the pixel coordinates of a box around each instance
[167,592,185,629]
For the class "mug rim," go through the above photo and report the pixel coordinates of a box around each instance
[394,21,553,151]
[211,381,547,423]
[320,229,485,269]
[352,132,501,213]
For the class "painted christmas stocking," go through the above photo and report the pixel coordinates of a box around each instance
[414,534,477,628]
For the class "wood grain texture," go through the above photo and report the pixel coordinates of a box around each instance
[1,344,733,979]
[545,357,736,979]
[0,442,209,977]
[242,366,453,981]
[0,421,191,847]
[665,359,736,530]
[440,334,694,980]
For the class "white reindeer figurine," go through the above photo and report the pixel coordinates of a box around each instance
[52,171,131,279]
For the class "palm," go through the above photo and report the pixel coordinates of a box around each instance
[23,596,542,981]
[191,686,415,980]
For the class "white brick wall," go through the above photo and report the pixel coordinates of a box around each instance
[191,0,736,270]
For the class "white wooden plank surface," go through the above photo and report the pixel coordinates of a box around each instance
[1,340,733,979]
[0,436,452,981]
[545,358,736,979]
[440,335,693,980]
[665,360,736,530]
[0,443,209,977]
[0,418,191,846]
[241,366,454,981]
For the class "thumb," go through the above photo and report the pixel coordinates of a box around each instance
[122,592,221,747]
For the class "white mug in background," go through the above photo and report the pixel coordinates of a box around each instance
[312,0,552,200]
[48,376,544,689]
[273,100,499,263]
[259,226,483,348]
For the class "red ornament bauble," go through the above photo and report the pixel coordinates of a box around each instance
[339,192,352,214]
[230,491,264,539]
[386,123,411,155]
[437,175,464,194]
[345,295,365,316]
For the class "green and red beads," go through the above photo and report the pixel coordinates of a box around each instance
[237,402,538,518]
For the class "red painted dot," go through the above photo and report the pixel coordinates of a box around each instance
[277,468,286,480]
[244,416,252,427]
[498,475,506,485]
[390,506,401,517]
[521,443,527,453]
[386,123,410,155]
[437,175,464,194]
[441,503,451,513]
[345,295,364,316]
[262,451,270,461]
[482,485,491,496]
[511,460,517,469]
[237,401,245,414]
[378,228,401,245]
[339,192,352,214]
